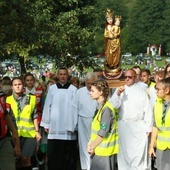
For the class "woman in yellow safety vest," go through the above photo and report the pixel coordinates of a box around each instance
[6,77,41,170]
[87,80,118,170]
[149,77,170,170]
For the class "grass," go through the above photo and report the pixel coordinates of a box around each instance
[121,56,166,72]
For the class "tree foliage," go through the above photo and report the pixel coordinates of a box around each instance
[0,0,98,73]
[124,0,169,55]
[1,0,170,74]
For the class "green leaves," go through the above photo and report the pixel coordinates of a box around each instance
[0,0,99,73]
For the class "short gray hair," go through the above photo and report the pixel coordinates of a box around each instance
[85,72,98,81]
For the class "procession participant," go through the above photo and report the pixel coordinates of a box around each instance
[6,77,41,170]
[132,65,148,91]
[164,63,170,78]
[149,70,164,109]
[41,68,77,170]
[149,77,170,170]
[88,80,118,170]
[141,69,155,89]
[24,73,45,169]
[67,72,98,170]
[0,90,20,170]
[70,76,80,89]
[24,73,44,124]
[110,69,153,170]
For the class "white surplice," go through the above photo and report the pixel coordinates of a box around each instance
[40,84,77,140]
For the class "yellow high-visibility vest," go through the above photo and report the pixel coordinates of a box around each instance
[154,98,170,150]
[6,94,36,138]
[147,82,155,97]
[90,101,119,156]
[149,81,155,88]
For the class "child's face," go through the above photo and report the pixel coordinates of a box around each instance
[115,20,120,26]
[155,83,168,99]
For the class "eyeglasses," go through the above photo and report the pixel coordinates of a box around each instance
[125,76,134,79]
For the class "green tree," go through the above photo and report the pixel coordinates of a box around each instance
[0,0,99,73]
[127,0,166,54]
[162,0,170,53]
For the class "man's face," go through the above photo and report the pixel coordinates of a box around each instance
[86,78,96,91]
[57,69,68,84]
[125,70,136,86]
[133,68,141,82]
[141,72,150,84]
[94,71,102,79]
[12,79,23,95]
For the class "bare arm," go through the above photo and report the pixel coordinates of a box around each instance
[87,135,104,156]
[34,118,41,142]
[90,135,103,150]
[5,113,21,158]
[149,126,158,158]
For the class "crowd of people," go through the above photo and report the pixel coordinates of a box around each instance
[0,63,170,170]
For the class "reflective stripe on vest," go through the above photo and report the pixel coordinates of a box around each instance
[157,126,170,131]
[154,99,170,150]
[90,101,119,156]
[6,95,36,138]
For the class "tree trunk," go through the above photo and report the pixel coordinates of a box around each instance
[19,57,26,76]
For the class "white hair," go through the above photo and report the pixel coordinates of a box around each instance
[85,72,98,81]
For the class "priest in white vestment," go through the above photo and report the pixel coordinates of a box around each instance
[110,69,153,170]
[67,72,98,170]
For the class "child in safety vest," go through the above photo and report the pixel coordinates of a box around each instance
[24,73,47,169]
[6,77,41,170]
[87,80,118,170]
[149,77,170,170]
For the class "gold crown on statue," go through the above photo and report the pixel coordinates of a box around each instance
[115,15,122,21]
[105,8,114,18]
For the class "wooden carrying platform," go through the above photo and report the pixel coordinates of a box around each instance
[106,79,125,88]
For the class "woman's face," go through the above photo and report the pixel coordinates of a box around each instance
[25,75,35,88]
[90,85,102,100]
[107,17,113,25]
